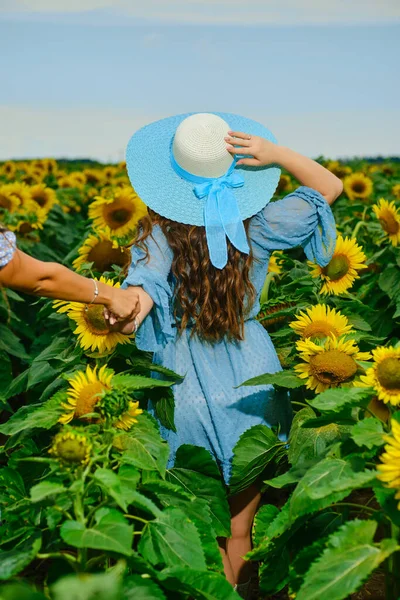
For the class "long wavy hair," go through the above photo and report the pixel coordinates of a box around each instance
[132,209,257,343]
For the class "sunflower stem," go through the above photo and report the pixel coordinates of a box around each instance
[291,400,310,408]
[125,514,149,525]
[260,272,277,305]
[351,220,368,239]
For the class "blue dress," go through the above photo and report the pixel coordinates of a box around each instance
[0,230,17,268]
[122,186,336,484]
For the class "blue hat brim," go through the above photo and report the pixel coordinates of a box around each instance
[126,112,281,226]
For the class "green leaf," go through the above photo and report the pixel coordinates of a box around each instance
[0,390,64,436]
[2,369,29,402]
[264,468,305,489]
[158,566,240,599]
[289,537,329,596]
[351,418,385,449]
[379,266,400,316]
[288,407,350,467]
[112,373,173,390]
[122,575,166,600]
[290,459,377,519]
[152,388,176,432]
[230,425,280,495]
[167,445,230,538]
[0,532,41,580]
[27,360,57,390]
[0,324,30,360]
[252,504,280,547]
[296,520,398,600]
[308,387,372,413]
[139,507,206,570]
[0,351,13,402]
[0,582,46,600]
[345,313,372,331]
[259,548,289,594]
[128,356,185,381]
[30,481,66,503]
[0,467,25,496]
[238,369,303,389]
[374,485,400,527]
[60,509,133,556]
[93,468,129,512]
[119,413,169,476]
[51,562,125,600]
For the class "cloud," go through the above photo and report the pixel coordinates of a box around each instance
[1,105,398,162]
[1,0,399,25]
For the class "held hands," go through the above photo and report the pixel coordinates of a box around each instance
[104,286,140,325]
[225,130,280,167]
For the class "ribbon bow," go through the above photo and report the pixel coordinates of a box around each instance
[193,169,249,268]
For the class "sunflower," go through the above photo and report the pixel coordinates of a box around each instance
[54,276,133,353]
[289,304,354,340]
[376,419,400,508]
[21,167,43,186]
[89,186,147,237]
[73,230,131,273]
[308,235,367,295]
[0,185,20,213]
[30,159,47,173]
[343,172,373,201]
[103,166,118,182]
[1,161,17,179]
[2,182,32,207]
[368,164,381,175]
[360,346,400,406]
[295,336,371,394]
[276,174,292,194]
[59,365,113,424]
[372,198,400,246]
[30,184,58,212]
[49,429,92,466]
[392,184,400,201]
[58,173,86,189]
[59,365,143,430]
[268,251,284,274]
[83,168,105,186]
[326,160,352,180]
[42,158,58,175]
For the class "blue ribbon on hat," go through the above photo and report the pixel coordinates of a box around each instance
[170,154,250,269]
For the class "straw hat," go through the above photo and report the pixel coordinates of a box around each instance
[126,112,281,268]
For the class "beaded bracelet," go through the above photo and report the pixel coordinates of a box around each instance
[85,279,99,311]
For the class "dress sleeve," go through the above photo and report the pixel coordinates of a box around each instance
[255,185,337,266]
[0,230,17,268]
[121,225,174,353]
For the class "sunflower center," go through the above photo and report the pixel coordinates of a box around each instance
[18,223,34,235]
[324,255,350,281]
[32,193,47,208]
[376,358,400,390]
[302,320,338,339]
[83,304,110,335]
[309,349,358,385]
[87,240,130,272]
[55,437,89,463]
[103,198,134,230]
[74,381,106,417]
[0,193,12,210]
[352,182,366,194]
[379,212,400,235]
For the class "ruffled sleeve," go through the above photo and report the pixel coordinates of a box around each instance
[121,225,174,353]
[0,230,17,268]
[254,185,336,266]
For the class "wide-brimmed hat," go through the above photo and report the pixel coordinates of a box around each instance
[126,112,281,268]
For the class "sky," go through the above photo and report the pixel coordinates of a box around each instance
[0,0,399,162]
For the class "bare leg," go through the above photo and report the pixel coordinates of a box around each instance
[227,483,261,585]
[218,537,235,585]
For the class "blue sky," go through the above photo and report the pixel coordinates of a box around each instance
[1,1,399,162]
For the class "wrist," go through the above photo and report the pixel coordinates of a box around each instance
[272,145,288,167]
[95,281,114,308]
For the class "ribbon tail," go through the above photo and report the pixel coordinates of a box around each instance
[204,190,228,269]
[218,188,250,255]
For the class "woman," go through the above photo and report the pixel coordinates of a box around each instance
[0,227,141,321]
[113,112,341,597]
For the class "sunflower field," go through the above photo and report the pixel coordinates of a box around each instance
[1,156,400,600]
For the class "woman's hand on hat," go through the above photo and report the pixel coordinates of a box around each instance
[225,131,279,167]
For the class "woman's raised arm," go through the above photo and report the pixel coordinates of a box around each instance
[225,131,343,205]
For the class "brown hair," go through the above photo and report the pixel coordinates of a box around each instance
[133,210,257,343]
